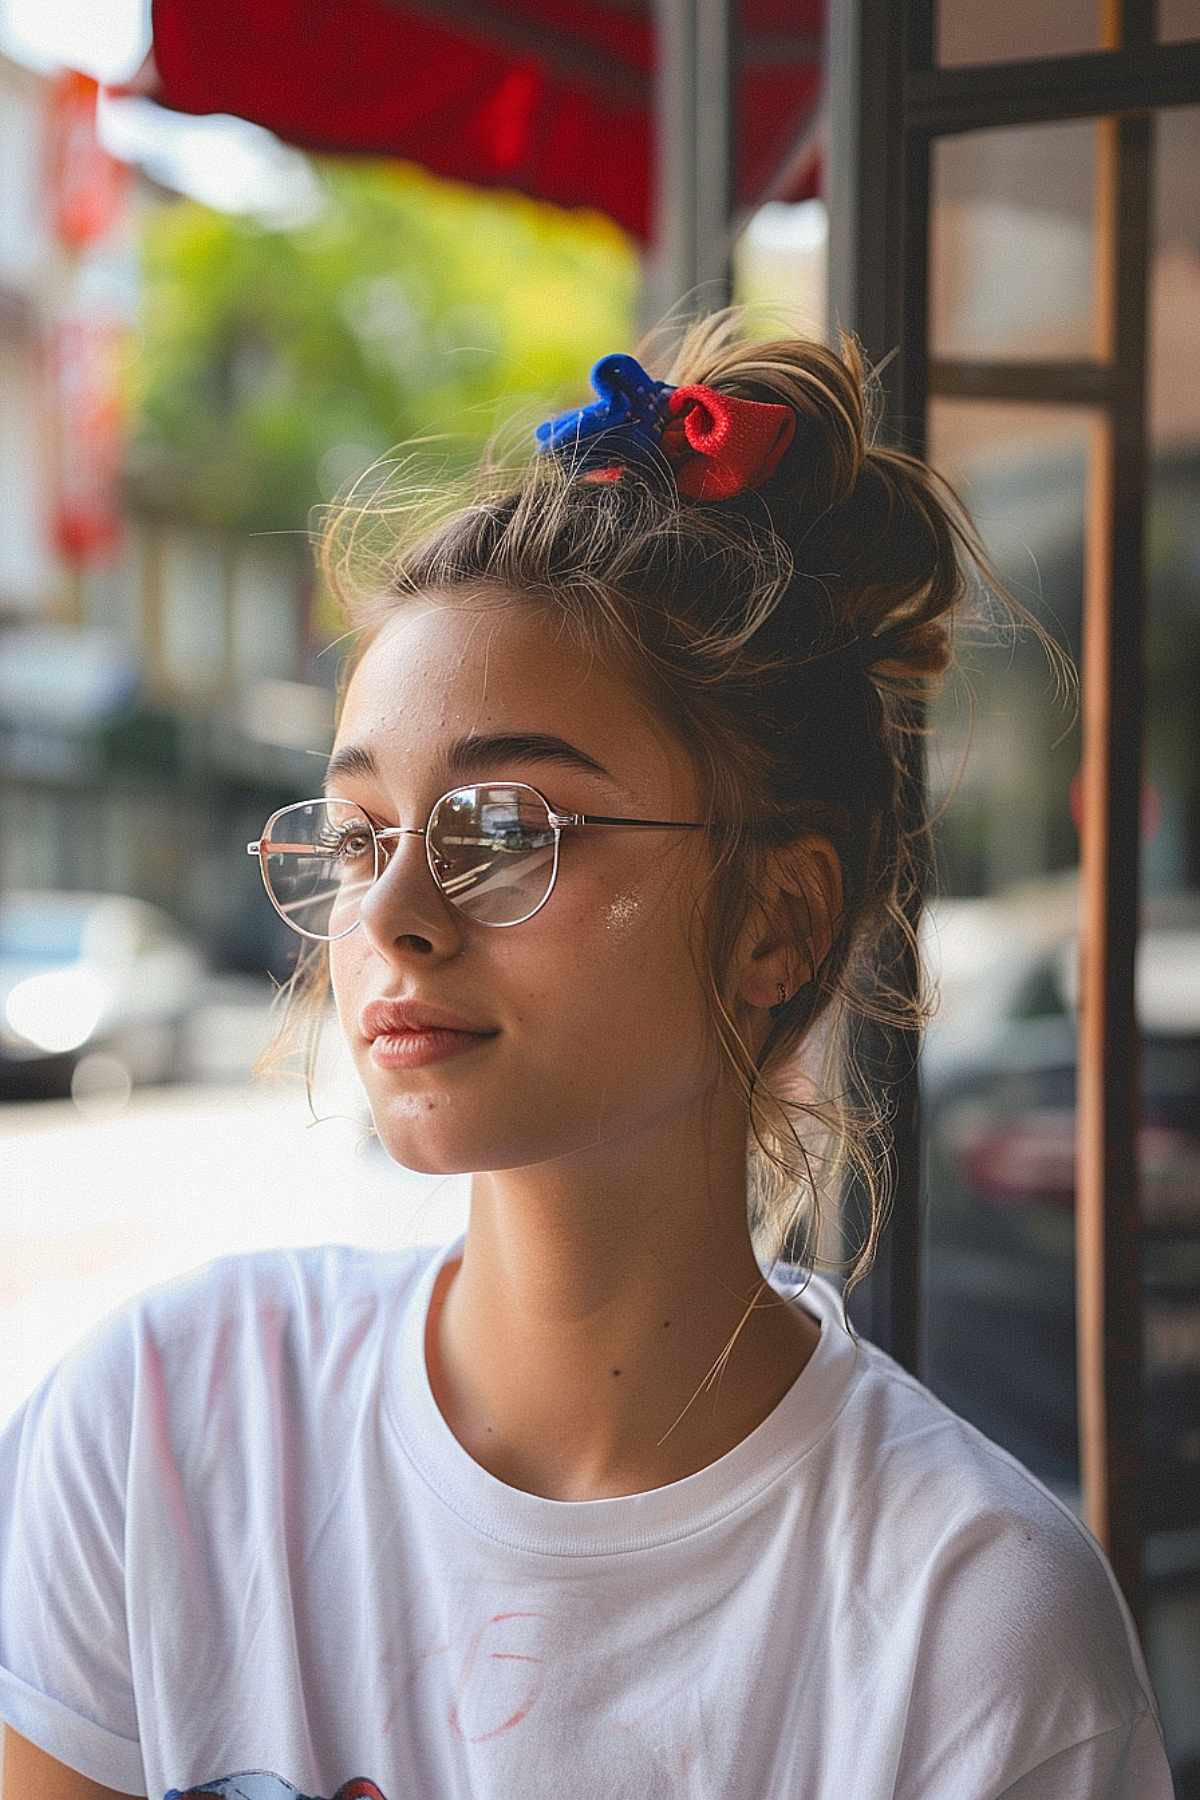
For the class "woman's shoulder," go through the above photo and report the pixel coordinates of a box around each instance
[116,1236,437,1345]
[7,1239,440,1437]
[825,1325,1160,1729]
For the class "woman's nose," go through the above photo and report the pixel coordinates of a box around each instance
[358,829,442,928]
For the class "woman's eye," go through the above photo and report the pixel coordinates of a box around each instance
[319,826,373,859]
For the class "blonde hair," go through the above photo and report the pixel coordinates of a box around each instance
[255,301,1077,1392]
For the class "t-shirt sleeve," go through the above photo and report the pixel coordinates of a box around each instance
[994,1707,1175,1798]
[886,1452,1177,1800]
[0,1302,147,1795]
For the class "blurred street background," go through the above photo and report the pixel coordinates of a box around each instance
[1,0,1199,1788]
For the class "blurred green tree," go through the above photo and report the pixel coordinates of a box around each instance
[123,157,639,537]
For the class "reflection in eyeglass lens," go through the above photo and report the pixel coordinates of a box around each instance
[429,787,557,922]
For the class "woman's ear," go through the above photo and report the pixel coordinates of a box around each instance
[793,834,845,980]
[740,833,846,1013]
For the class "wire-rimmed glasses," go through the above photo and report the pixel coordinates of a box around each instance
[246,782,706,938]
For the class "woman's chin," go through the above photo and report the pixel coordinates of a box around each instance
[374,1143,471,1178]
[367,1114,488,1178]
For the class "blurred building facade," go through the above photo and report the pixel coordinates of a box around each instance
[0,54,322,976]
[0,50,55,616]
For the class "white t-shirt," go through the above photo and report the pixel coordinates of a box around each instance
[0,1230,1174,1799]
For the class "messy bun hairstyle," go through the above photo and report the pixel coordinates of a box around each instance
[256,302,1076,1353]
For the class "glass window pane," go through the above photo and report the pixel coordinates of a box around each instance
[1159,0,1200,41]
[920,400,1091,1512]
[921,99,1200,1772]
[732,199,827,341]
[938,1,1100,66]
[1137,106,1200,1775]
[1149,108,1200,468]
[924,400,1091,897]
[932,120,1097,360]
[1146,101,1200,889]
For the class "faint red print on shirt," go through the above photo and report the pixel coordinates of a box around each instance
[446,1608,548,1740]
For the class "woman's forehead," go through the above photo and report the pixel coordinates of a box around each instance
[338,603,694,804]
[352,598,572,684]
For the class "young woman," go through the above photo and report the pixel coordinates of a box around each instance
[0,308,1174,1800]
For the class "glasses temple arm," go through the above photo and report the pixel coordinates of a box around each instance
[566,816,706,830]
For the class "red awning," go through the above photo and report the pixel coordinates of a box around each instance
[105,0,825,243]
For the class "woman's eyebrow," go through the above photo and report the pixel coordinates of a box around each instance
[322,731,618,793]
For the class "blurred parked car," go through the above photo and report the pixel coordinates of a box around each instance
[918,882,1200,1532]
[0,890,209,1100]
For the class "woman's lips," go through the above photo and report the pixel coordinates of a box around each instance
[369,1028,498,1070]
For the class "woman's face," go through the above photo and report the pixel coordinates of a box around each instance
[326,594,738,1177]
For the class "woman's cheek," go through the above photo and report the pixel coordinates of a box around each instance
[603,890,642,934]
[328,944,372,1046]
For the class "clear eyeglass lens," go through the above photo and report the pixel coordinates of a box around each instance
[260,786,558,936]
[259,798,376,940]
[427,784,558,925]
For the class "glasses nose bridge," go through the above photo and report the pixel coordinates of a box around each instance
[351,821,439,937]
[371,821,430,885]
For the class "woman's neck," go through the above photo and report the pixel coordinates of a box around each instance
[423,1237,821,1503]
